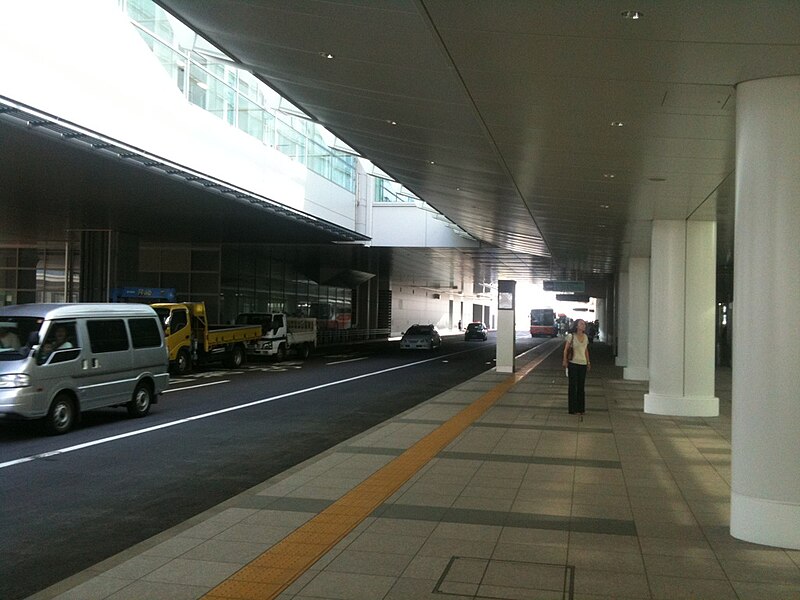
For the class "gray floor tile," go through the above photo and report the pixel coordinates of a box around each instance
[298,571,396,600]
[50,576,130,600]
[572,568,651,598]
[648,574,738,599]
[105,580,208,600]
[142,558,240,587]
[326,550,413,577]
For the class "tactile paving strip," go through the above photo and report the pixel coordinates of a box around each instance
[203,347,556,600]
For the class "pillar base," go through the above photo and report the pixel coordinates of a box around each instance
[644,393,719,416]
[615,357,627,367]
[623,366,649,381]
[496,366,514,374]
[731,492,800,550]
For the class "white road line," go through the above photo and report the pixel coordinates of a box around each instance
[326,356,369,365]
[163,380,230,394]
[0,349,478,471]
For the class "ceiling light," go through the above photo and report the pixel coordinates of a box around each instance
[386,120,397,126]
[319,52,335,59]
[611,121,624,127]
[600,204,610,209]
[602,173,615,179]
[648,177,667,182]
[598,224,607,228]
[429,161,435,165]
[621,10,643,19]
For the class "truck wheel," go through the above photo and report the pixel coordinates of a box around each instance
[225,345,246,369]
[45,393,76,435]
[299,343,311,360]
[175,349,192,375]
[276,343,286,362]
[127,381,152,418]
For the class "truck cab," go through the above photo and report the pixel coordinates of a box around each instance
[235,312,316,361]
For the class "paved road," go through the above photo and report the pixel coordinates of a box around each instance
[0,333,548,600]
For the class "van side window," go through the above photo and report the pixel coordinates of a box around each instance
[87,320,130,353]
[39,321,80,365]
[128,318,162,349]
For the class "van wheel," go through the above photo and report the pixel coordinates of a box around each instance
[127,382,152,418]
[175,349,192,375]
[275,343,286,362]
[45,393,76,435]
[299,343,311,360]
[225,345,245,369]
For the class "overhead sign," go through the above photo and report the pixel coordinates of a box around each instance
[556,293,590,303]
[543,280,585,293]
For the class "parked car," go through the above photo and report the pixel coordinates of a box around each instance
[0,303,169,435]
[464,321,488,341]
[400,324,441,350]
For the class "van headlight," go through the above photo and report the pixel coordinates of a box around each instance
[0,374,31,388]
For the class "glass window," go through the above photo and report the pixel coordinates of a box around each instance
[169,309,188,333]
[128,318,162,348]
[87,320,130,353]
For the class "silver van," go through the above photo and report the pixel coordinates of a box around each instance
[0,303,169,434]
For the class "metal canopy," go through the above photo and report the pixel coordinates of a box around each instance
[155,0,799,283]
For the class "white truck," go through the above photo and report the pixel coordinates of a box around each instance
[235,312,316,360]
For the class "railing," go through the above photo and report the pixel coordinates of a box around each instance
[317,328,392,347]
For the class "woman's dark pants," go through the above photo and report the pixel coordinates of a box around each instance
[568,363,587,413]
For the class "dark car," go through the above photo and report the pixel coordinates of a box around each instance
[464,322,488,341]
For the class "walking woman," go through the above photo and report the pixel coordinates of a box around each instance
[562,318,590,414]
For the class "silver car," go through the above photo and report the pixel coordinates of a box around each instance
[400,324,441,350]
[0,303,169,434]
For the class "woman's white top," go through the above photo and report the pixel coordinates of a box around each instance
[567,333,589,365]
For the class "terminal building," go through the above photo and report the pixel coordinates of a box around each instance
[1,1,798,598]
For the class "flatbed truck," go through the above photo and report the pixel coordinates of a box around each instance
[152,302,262,375]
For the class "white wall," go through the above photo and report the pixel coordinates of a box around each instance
[305,172,356,230]
[1,0,307,213]
[371,204,478,248]
[391,285,494,336]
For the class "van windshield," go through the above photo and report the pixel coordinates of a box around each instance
[0,316,44,359]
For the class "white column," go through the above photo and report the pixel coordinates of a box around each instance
[684,221,717,402]
[730,75,800,550]
[623,257,649,380]
[644,221,718,416]
[595,297,606,342]
[496,280,516,373]
[615,270,629,366]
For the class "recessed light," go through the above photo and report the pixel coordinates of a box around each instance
[429,161,436,165]
[598,224,607,228]
[611,121,624,127]
[386,120,397,126]
[600,204,610,209]
[648,177,667,182]
[603,173,615,179]
[319,52,335,59]
[621,10,643,19]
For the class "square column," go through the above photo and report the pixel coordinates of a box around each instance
[614,270,629,367]
[623,257,649,381]
[495,280,516,373]
[644,220,718,416]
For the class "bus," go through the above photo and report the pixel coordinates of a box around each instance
[530,308,557,337]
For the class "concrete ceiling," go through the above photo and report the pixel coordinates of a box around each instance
[155,0,800,284]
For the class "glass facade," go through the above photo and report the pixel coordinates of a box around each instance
[121,0,357,192]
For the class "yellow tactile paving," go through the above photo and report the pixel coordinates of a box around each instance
[202,347,554,599]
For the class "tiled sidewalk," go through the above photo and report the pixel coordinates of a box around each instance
[31,342,800,600]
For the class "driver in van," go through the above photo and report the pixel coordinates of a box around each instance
[0,324,21,350]
[41,325,73,357]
